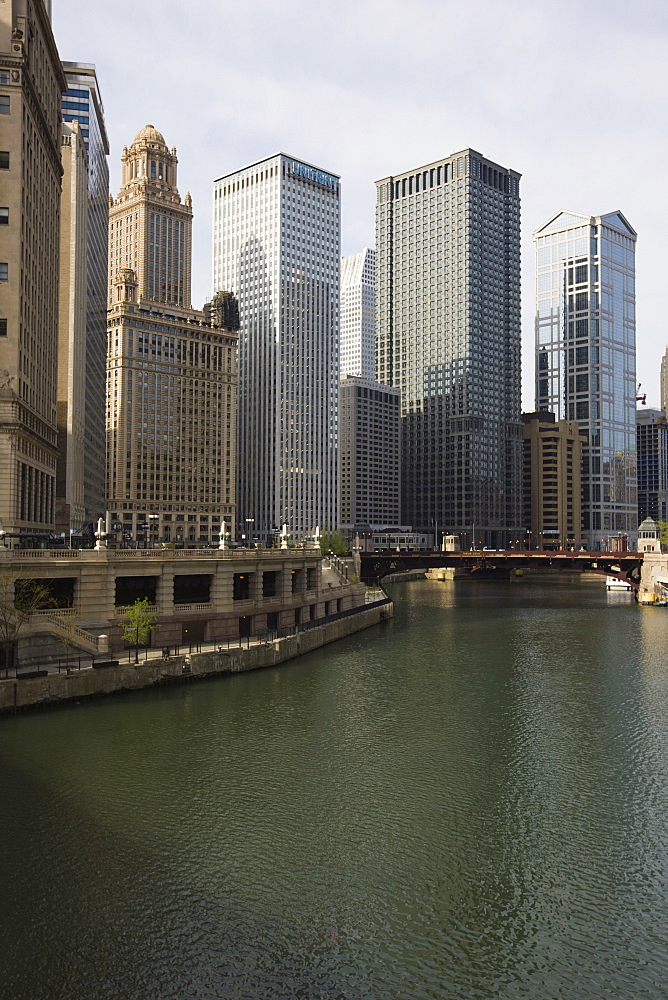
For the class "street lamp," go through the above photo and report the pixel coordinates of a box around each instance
[245,517,255,548]
[148,513,159,549]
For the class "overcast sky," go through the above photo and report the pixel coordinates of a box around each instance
[53,0,668,410]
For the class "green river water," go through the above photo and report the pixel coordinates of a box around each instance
[1,577,667,999]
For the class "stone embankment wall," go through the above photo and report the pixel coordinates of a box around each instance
[382,569,427,583]
[0,602,393,715]
[637,552,668,603]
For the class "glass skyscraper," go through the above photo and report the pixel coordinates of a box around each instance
[534,211,637,548]
[375,149,522,547]
[61,62,109,526]
[212,154,340,543]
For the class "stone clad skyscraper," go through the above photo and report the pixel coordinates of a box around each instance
[660,348,668,416]
[56,119,88,536]
[375,149,522,547]
[60,62,109,528]
[340,248,376,380]
[106,127,237,546]
[213,154,340,543]
[534,210,637,548]
[0,0,66,540]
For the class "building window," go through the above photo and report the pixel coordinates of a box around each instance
[0,96,9,114]
[0,208,8,225]
[0,263,8,281]
[0,318,7,336]
[0,152,9,169]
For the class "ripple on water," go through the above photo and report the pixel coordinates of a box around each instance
[1,579,668,999]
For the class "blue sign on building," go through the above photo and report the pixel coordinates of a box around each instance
[290,160,337,190]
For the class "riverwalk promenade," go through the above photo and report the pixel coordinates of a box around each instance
[0,595,393,715]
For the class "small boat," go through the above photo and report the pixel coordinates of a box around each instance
[606,576,632,591]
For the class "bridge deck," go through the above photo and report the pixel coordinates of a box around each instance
[358,550,643,589]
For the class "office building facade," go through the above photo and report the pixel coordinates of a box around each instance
[0,0,66,538]
[340,248,376,380]
[212,154,340,543]
[61,62,109,527]
[339,375,400,530]
[660,349,668,416]
[375,149,523,547]
[636,408,668,524]
[522,411,584,550]
[106,127,238,545]
[56,120,88,536]
[534,210,637,548]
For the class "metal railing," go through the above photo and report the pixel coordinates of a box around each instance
[10,589,392,678]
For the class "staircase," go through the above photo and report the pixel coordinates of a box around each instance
[28,612,109,656]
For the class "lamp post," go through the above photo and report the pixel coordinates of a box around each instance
[148,513,159,549]
[246,517,255,547]
[94,517,106,551]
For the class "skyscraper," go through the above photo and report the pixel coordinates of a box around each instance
[636,408,668,524]
[61,62,109,527]
[0,0,66,540]
[522,411,583,550]
[56,119,88,536]
[106,127,238,546]
[212,154,340,543]
[534,211,637,548]
[340,248,376,380]
[660,348,668,416]
[339,375,400,530]
[375,149,522,547]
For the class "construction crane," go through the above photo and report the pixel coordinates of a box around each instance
[636,383,647,405]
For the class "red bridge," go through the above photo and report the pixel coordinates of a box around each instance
[357,550,643,589]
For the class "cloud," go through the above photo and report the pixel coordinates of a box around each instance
[53,0,668,407]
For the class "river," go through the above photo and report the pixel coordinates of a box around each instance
[1,577,667,999]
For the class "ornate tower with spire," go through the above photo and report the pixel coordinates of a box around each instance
[108,125,192,308]
[106,126,238,547]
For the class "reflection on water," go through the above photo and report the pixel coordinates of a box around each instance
[1,578,667,999]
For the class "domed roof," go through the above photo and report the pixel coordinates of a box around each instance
[132,124,167,147]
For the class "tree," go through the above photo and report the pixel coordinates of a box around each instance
[656,521,668,550]
[0,575,55,676]
[319,530,349,556]
[119,598,156,662]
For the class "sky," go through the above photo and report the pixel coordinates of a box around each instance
[52,0,668,411]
